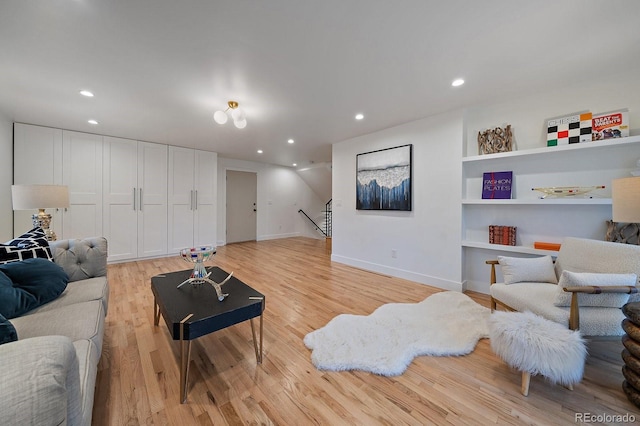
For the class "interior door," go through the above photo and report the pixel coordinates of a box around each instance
[226,170,257,244]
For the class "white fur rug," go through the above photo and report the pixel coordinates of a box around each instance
[303,291,490,376]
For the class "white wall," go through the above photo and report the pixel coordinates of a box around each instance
[462,69,640,293]
[0,117,12,241]
[332,110,464,291]
[464,69,640,155]
[216,157,326,245]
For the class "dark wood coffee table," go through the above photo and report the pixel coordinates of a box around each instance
[151,267,265,403]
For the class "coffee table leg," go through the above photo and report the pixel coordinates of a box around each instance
[153,298,160,326]
[250,314,263,364]
[179,313,194,404]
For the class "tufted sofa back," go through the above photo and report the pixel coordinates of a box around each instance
[49,237,108,282]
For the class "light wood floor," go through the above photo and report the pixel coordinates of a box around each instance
[94,237,639,425]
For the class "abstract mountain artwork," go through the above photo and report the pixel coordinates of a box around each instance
[356,144,412,210]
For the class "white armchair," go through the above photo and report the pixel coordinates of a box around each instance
[487,237,640,336]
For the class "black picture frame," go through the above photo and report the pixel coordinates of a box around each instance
[356,144,412,211]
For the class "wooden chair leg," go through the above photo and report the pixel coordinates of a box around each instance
[521,371,531,396]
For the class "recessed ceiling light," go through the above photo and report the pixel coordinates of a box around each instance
[451,79,465,87]
[293,163,297,167]
[355,113,364,120]
[288,139,295,144]
[87,119,98,125]
[80,90,94,97]
[257,149,263,154]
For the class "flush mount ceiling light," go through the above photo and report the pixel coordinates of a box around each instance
[213,100,247,129]
[451,78,465,87]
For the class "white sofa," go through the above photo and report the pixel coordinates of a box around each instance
[488,237,640,336]
[0,237,108,426]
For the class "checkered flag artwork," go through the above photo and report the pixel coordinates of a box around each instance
[547,112,592,146]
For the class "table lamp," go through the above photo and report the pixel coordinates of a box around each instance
[11,184,70,241]
[612,177,640,223]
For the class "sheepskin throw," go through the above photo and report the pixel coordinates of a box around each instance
[303,291,490,376]
[489,310,587,386]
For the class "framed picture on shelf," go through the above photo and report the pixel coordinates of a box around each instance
[356,144,412,211]
[482,171,513,199]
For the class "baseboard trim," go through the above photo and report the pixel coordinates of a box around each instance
[331,254,464,292]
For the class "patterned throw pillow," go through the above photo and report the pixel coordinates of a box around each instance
[0,227,53,265]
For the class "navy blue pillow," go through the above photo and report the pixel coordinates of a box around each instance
[0,258,69,319]
[0,313,17,345]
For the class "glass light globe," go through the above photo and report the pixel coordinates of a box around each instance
[231,108,245,121]
[213,110,228,124]
[234,118,247,129]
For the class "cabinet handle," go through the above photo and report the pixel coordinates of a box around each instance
[133,188,137,210]
[194,190,198,210]
[139,188,143,211]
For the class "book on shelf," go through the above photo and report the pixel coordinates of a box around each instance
[547,111,592,146]
[592,109,629,140]
[489,225,516,246]
[482,171,512,199]
[533,241,562,251]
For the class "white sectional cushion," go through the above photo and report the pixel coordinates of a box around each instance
[12,300,105,354]
[554,271,637,308]
[498,255,557,284]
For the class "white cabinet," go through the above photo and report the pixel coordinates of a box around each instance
[13,124,63,235]
[13,125,103,240]
[62,131,103,239]
[103,137,168,261]
[168,146,217,252]
[461,135,640,291]
[14,123,217,262]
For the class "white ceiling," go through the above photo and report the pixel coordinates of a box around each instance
[1,1,640,168]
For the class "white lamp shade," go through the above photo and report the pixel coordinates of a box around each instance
[213,110,228,124]
[231,107,245,121]
[11,185,70,210]
[233,118,247,129]
[612,177,640,223]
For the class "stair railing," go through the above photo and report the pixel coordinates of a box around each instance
[325,199,332,237]
[298,209,327,236]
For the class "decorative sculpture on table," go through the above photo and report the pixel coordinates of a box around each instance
[177,246,233,301]
[478,125,513,155]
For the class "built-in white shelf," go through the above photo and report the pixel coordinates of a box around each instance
[463,134,640,163]
[461,240,560,256]
[462,198,612,205]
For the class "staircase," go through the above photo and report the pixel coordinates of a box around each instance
[298,199,332,252]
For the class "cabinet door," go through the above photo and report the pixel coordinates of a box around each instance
[138,142,168,258]
[62,131,103,239]
[167,146,195,252]
[194,150,217,247]
[103,137,138,261]
[13,124,63,236]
